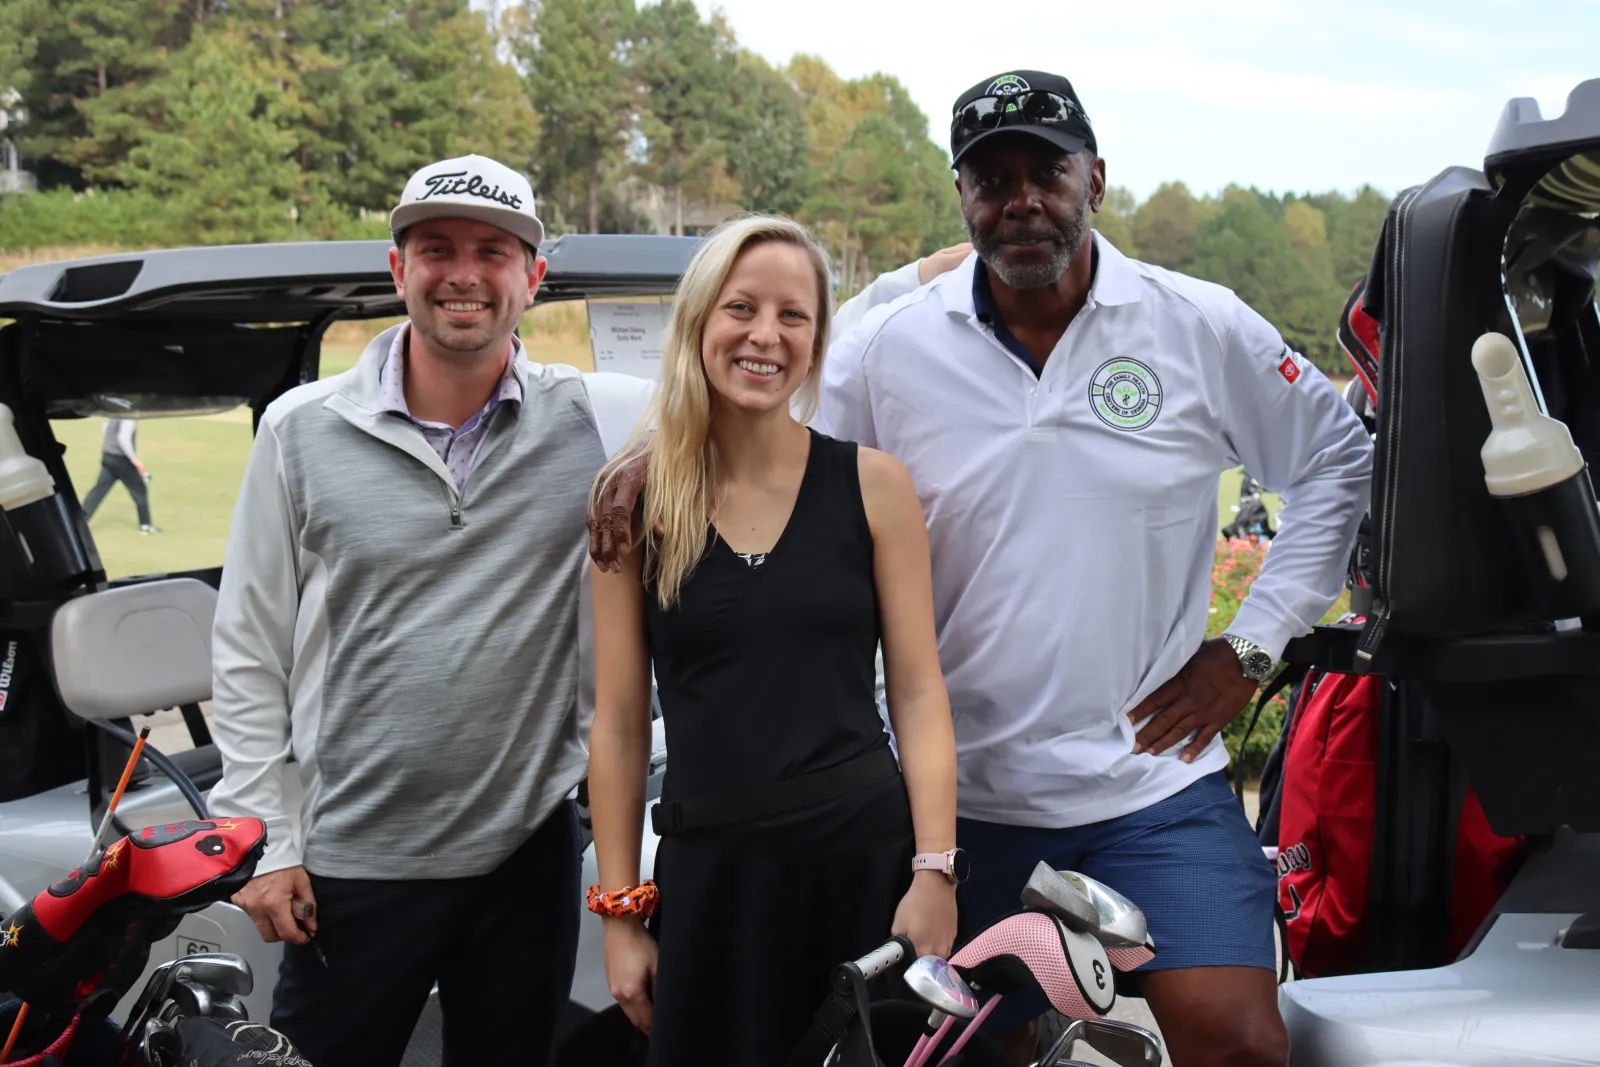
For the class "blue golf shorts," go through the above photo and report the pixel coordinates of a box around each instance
[954,770,1277,1031]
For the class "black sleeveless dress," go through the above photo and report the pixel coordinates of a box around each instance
[642,429,915,1067]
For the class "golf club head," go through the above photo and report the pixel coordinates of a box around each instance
[1056,871,1153,951]
[903,955,980,1019]
[210,993,249,1023]
[1020,861,1100,932]
[119,958,181,1048]
[1033,1017,1086,1067]
[170,976,211,1019]
[173,952,254,997]
[1080,1018,1163,1066]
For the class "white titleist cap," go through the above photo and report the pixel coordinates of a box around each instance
[389,154,544,250]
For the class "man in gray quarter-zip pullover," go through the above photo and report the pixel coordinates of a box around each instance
[205,154,653,1067]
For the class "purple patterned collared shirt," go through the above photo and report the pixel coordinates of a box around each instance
[377,325,524,491]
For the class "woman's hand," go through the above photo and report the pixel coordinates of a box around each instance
[603,917,659,1034]
[892,871,959,960]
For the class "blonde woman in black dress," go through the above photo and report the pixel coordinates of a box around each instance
[585,215,961,1066]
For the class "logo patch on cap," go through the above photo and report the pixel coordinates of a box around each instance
[987,74,1031,95]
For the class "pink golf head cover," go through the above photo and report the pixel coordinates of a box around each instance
[950,911,1113,1020]
[1107,944,1156,971]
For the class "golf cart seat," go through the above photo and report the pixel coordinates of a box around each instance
[48,577,223,792]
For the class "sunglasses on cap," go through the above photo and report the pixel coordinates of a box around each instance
[950,90,1087,154]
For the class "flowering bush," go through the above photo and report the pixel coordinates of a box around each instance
[1211,535,1352,782]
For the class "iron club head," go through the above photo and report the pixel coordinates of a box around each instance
[170,976,212,1019]
[1020,861,1101,932]
[1034,1017,1087,1067]
[903,955,980,1019]
[172,952,254,997]
[209,993,249,1023]
[1056,871,1152,950]
[1080,1018,1163,1066]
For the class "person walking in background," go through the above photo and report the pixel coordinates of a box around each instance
[82,417,159,533]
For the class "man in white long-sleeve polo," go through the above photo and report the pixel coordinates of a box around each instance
[812,70,1372,1066]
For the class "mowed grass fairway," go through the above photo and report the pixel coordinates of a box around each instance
[57,392,1280,583]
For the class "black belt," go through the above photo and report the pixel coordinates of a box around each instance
[650,744,900,837]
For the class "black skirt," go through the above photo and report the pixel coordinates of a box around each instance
[644,774,915,1067]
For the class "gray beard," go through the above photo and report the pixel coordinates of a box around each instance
[965,200,1092,290]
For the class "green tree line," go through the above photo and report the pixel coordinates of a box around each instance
[0,0,1388,373]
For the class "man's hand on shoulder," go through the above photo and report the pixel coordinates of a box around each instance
[917,243,973,285]
[232,866,317,946]
[1127,638,1260,762]
[587,438,651,572]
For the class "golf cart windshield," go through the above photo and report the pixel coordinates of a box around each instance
[0,235,697,424]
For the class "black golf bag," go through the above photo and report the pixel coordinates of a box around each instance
[1256,77,1600,978]
[1221,474,1276,541]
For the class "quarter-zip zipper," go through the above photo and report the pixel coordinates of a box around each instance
[441,404,513,532]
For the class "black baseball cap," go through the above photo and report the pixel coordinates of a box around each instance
[949,70,1097,168]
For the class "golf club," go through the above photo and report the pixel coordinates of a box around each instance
[118,959,180,1051]
[1030,1017,1086,1067]
[169,976,211,1019]
[905,957,979,1020]
[209,993,250,1023]
[172,952,254,998]
[1057,872,1153,951]
[1020,861,1101,932]
[1079,1018,1162,1066]
[901,956,982,1067]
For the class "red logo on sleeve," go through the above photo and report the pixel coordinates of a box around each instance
[1279,355,1301,384]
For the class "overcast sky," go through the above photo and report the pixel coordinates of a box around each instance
[686,0,1596,202]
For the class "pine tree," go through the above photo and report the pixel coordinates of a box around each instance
[514,0,634,234]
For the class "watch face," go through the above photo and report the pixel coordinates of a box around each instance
[1245,651,1274,678]
[950,849,971,884]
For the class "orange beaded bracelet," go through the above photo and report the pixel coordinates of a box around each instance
[586,879,660,918]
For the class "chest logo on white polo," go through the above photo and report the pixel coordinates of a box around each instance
[1089,358,1163,431]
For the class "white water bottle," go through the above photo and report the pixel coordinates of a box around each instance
[1471,332,1600,617]
[0,404,55,512]
[0,403,92,587]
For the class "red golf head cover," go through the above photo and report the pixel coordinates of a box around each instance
[0,818,266,1023]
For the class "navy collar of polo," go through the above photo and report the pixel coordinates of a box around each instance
[971,239,1100,378]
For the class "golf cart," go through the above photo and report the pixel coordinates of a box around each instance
[1270,77,1600,1064]
[0,233,700,1061]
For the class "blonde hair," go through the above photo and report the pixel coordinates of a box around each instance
[592,213,835,610]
